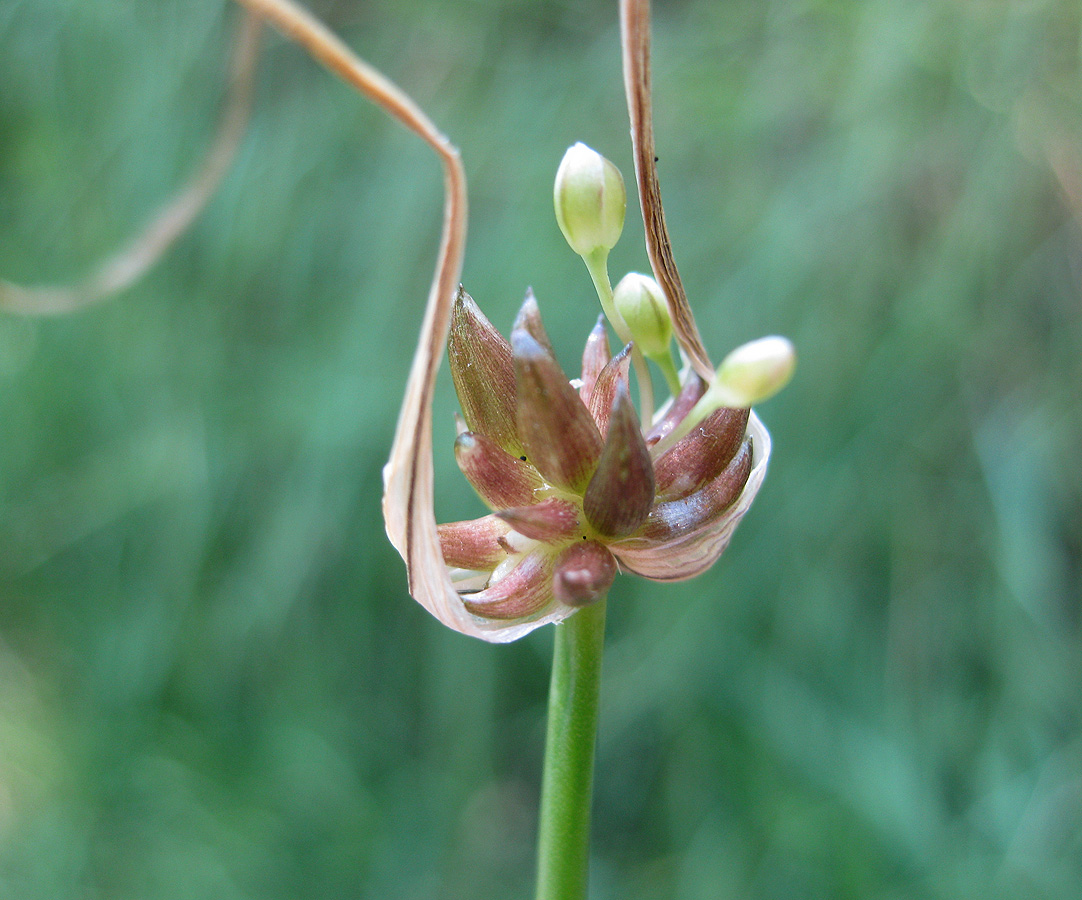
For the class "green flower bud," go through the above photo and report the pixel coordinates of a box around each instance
[651,335,795,455]
[554,142,626,258]
[713,336,796,408]
[612,272,672,358]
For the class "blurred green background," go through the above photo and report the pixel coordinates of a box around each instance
[2,0,1080,897]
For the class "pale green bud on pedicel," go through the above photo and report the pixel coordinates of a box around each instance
[653,336,795,455]
[612,273,672,358]
[554,142,626,257]
[712,336,796,408]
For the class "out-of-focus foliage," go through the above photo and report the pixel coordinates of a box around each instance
[2,0,1080,897]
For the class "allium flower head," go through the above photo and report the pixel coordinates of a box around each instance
[433,286,771,635]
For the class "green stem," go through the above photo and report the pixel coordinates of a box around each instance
[648,347,683,397]
[651,380,732,457]
[535,600,608,900]
[584,251,655,425]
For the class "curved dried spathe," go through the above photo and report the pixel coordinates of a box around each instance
[382,284,582,641]
[232,2,565,642]
[382,308,579,641]
[620,0,713,382]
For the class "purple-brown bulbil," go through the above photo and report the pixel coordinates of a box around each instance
[437,287,765,623]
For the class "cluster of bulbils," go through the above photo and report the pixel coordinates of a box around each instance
[437,143,793,624]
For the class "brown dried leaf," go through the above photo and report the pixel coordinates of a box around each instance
[620,0,713,381]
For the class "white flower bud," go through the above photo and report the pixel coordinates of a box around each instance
[613,273,672,358]
[713,336,796,408]
[554,143,626,257]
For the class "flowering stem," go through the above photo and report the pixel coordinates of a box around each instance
[584,251,655,425]
[535,599,607,900]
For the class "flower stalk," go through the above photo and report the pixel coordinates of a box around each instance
[535,600,607,900]
[582,247,656,425]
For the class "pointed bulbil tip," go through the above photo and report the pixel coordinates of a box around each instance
[587,342,632,436]
[448,288,521,453]
[582,382,655,538]
[553,541,617,607]
[580,315,612,407]
[513,289,556,356]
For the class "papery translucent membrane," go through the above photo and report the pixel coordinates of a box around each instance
[612,413,770,581]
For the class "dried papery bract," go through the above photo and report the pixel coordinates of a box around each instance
[231,1,547,641]
[0,0,511,641]
[620,0,714,382]
[221,1,539,641]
